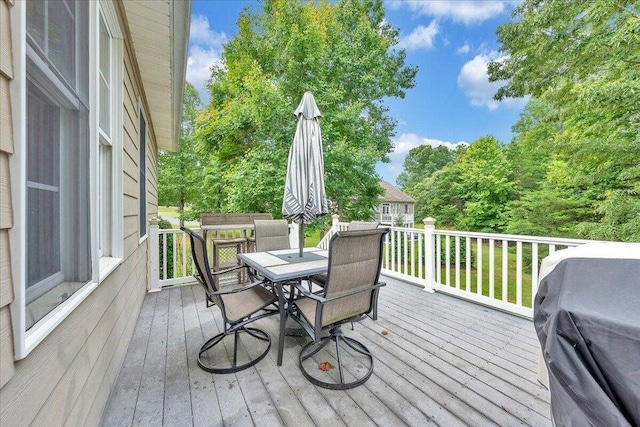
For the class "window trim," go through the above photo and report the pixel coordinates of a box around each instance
[95,0,123,279]
[9,1,124,359]
[138,102,148,242]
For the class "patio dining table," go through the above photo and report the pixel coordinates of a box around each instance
[237,247,329,366]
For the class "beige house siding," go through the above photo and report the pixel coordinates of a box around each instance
[0,2,159,424]
[0,0,16,389]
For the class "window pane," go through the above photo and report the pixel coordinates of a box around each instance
[99,144,112,256]
[26,0,45,48]
[99,17,110,81]
[27,187,61,288]
[27,84,60,186]
[99,75,110,138]
[48,0,75,85]
[25,0,91,331]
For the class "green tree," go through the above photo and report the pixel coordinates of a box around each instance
[489,0,640,241]
[158,82,203,226]
[397,144,461,194]
[195,0,417,220]
[412,164,463,227]
[456,136,515,232]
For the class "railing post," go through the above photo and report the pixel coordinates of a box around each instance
[423,217,436,292]
[332,214,340,233]
[148,217,161,292]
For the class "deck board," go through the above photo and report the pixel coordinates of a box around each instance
[103,277,551,426]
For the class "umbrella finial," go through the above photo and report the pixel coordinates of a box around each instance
[294,91,322,119]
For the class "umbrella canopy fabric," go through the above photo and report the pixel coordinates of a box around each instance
[282,91,328,225]
[282,92,328,256]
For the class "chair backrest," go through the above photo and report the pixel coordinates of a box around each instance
[254,219,290,252]
[321,228,389,327]
[180,227,223,307]
[347,221,380,231]
[200,213,226,226]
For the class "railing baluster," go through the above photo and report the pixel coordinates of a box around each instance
[531,242,539,299]
[445,235,451,287]
[418,232,423,280]
[489,239,495,299]
[436,234,442,284]
[385,233,390,270]
[502,240,508,302]
[516,241,523,306]
[391,230,396,273]
[403,230,408,274]
[455,236,460,289]
[182,232,187,277]
[172,231,177,279]
[162,233,167,280]
[476,238,482,296]
[465,237,471,292]
[410,231,416,278]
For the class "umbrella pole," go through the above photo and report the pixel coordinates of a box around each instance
[299,222,304,257]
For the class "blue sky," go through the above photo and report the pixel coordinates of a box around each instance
[186,1,528,185]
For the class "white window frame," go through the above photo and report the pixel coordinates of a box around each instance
[138,103,148,242]
[96,1,123,279]
[9,1,124,359]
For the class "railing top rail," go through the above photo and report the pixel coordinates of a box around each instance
[433,229,609,246]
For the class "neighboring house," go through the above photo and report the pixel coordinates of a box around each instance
[0,1,190,424]
[375,181,415,227]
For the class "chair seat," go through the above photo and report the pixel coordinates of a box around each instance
[221,285,277,323]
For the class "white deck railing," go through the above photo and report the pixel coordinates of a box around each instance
[149,217,602,319]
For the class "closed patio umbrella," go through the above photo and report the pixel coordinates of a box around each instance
[282,91,328,256]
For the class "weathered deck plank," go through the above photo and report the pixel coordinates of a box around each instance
[103,278,551,426]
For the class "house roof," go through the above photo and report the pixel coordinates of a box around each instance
[379,181,415,203]
[121,0,191,152]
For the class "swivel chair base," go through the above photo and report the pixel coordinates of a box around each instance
[198,327,271,374]
[299,326,374,390]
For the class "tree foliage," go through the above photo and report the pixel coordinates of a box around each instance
[488,0,640,241]
[195,0,417,220]
[397,144,461,194]
[158,82,203,226]
[411,136,514,231]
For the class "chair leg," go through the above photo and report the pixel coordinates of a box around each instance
[298,326,374,390]
[198,326,271,374]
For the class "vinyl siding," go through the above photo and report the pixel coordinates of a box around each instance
[0,2,160,424]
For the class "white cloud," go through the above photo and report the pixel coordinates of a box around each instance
[187,15,228,104]
[456,43,471,55]
[379,133,468,183]
[190,15,227,47]
[457,52,528,110]
[398,21,439,51]
[186,46,223,104]
[389,1,508,24]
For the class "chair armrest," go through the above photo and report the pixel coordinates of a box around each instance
[293,281,386,303]
[210,264,249,276]
[211,279,268,296]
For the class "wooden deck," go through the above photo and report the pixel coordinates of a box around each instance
[102,277,551,426]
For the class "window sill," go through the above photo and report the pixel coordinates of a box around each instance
[99,256,123,282]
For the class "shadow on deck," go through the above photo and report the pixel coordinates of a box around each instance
[102,276,551,426]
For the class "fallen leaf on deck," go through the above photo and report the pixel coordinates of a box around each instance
[318,362,335,371]
[381,330,389,336]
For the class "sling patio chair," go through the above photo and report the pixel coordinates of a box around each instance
[253,219,291,252]
[309,221,381,290]
[288,228,389,390]
[181,227,278,373]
